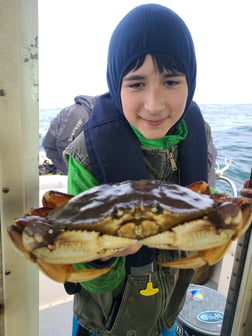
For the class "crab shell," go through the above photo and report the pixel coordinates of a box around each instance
[7,180,252,283]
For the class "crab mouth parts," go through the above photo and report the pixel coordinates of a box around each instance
[116,219,159,239]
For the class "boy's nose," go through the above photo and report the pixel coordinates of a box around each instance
[144,90,165,114]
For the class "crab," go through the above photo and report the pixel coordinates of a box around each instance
[7,180,252,283]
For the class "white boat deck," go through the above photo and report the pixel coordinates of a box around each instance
[40,299,73,336]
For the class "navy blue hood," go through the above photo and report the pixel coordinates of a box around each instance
[107,4,197,116]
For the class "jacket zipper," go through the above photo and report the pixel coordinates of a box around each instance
[168,151,177,171]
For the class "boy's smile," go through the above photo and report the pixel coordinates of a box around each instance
[121,54,188,139]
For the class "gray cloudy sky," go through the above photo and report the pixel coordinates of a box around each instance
[38,0,252,108]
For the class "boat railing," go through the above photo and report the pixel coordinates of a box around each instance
[215,158,237,197]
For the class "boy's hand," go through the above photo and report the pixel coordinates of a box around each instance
[240,179,252,198]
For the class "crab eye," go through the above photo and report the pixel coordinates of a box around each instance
[151,203,162,213]
[113,207,124,218]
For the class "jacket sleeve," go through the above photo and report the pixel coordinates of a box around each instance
[43,97,94,174]
[42,115,68,174]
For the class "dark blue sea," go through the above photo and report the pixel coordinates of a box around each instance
[39,104,252,195]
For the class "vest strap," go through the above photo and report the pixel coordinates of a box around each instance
[84,93,148,183]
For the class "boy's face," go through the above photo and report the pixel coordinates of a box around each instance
[120,54,188,139]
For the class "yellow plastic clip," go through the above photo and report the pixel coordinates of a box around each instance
[139,274,159,296]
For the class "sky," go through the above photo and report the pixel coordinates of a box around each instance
[38,0,252,108]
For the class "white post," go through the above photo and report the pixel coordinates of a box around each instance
[0,0,39,335]
[231,234,252,335]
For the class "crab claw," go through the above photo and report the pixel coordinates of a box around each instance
[8,219,114,283]
[25,227,137,265]
[7,216,46,261]
[158,202,252,269]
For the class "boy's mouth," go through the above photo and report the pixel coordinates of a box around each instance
[144,118,165,127]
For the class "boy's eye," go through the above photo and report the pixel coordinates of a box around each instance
[128,82,144,89]
[165,80,179,87]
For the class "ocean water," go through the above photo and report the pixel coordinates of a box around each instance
[39,104,252,195]
[200,104,252,195]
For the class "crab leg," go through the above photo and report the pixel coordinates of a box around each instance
[36,259,112,283]
[158,241,232,269]
[42,190,73,208]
